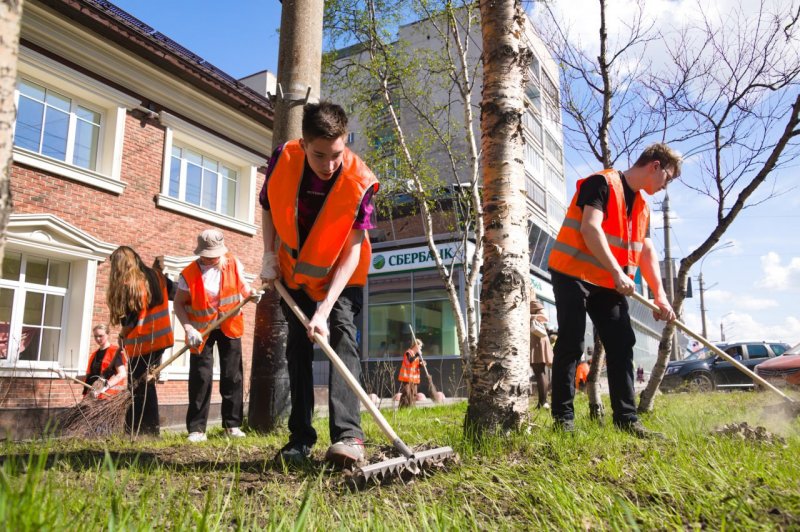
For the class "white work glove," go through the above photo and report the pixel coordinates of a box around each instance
[184,325,203,348]
[54,368,66,379]
[261,251,278,281]
[90,378,108,399]
[250,289,265,304]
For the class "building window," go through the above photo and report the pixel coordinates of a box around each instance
[522,110,542,145]
[157,112,261,235]
[545,133,563,164]
[0,252,69,365]
[524,143,543,181]
[12,47,138,195]
[367,271,460,359]
[15,79,102,171]
[168,146,238,217]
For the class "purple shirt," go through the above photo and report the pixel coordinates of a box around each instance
[259,143,376,246]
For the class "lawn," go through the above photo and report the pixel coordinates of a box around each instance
[1,391,799,530]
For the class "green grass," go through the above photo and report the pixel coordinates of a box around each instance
[1,391,799,530]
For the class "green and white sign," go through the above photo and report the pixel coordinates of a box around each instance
[370,241,475,274]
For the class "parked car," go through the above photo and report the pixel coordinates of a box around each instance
[755,343,800,389]
[660,341,791,392]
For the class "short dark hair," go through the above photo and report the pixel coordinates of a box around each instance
[302,101,348,141]
[633,143,683,179]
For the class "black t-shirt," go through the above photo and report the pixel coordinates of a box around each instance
[576,171,636,217]
[575,171,650,238]
[87,347,125,385]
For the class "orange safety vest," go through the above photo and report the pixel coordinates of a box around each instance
[575,362,590,387]
[84,344,127,399]
[180,252,244,353]
[122,271,174,357]
[398,350,421,384]
[267,140,379,302]
[548,169,649,289]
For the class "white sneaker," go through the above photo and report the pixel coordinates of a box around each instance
[187,431,207,443]
[225,427,246,438]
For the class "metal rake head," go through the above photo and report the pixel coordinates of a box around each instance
[349,446,456,487]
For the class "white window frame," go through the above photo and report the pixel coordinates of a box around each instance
[12,47,139,195]
[0,214,116,378]
[0,253,70,368]
[156,112,261,235]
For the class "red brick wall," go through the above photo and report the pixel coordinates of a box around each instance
[3,112,267,412]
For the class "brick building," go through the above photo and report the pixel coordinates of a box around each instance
[1,0,273,439]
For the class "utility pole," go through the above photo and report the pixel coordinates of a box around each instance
[248,0,324,431]
[662,193,679,360]
[698,271,707,338]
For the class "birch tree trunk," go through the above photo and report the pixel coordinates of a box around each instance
[465,0,530,433]
[0,0,23,268]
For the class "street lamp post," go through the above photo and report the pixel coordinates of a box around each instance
[698,241,734,339]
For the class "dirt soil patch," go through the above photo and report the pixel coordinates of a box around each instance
[713,422,786,445]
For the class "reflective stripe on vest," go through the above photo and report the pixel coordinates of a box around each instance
[398,350,421,383]
[123,272,174,356]
[547,169,650,289]
[84,344,128,396]
[180,253,244,354]
[267,140,380,302]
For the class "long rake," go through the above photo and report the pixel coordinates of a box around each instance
[274,280,455,484]
[57,288,265,438]
[631,291,796,404]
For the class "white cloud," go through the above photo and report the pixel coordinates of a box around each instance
[756,252,800,291]
[719,311,800,345]
[703,289,778,311]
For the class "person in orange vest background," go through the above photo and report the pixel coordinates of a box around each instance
[575,357,590,392]
[175,229,262,443]
[398,339,424,408]
[83,323,127,400]
[259,101,379,468]
[547,144,680,438]
[107,246,174,436]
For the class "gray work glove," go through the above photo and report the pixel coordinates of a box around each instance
[260,251,278,281]
[184,325,203,348]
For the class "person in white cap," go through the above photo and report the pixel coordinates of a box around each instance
[174,228,262,442]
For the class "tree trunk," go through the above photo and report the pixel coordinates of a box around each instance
[586,328,605,419]
[0,0,23,269]
[248,0,324,431]
[465,0,531,434]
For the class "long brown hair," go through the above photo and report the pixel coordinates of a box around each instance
[106,246,151,326]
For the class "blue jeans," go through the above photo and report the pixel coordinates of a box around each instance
[281,286,365,446]
[550,270,638,426]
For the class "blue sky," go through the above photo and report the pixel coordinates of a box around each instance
[113,0,800,346]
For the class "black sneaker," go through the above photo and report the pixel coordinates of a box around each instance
[553,418,575,433]
[325,437,365,467]
[275,441,312,466]
[617,420,666,440]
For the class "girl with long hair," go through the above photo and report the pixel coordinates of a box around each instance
[106,246,174,436]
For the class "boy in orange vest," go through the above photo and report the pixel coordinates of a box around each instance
[259,102,379,467]
[547,144,680,438]
[398,339,424,408]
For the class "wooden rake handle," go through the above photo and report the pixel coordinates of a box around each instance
[49,368,94,391]
[630,291,795,404]
[144,284,267,383]
[274,280,414,459]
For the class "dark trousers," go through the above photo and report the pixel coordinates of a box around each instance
[281,286,364,447]
[550,270,638,425]
[531,362,549,406]
[186,329,244,433]
[127,350,163,436]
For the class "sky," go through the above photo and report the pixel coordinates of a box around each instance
[111,0,800,346]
